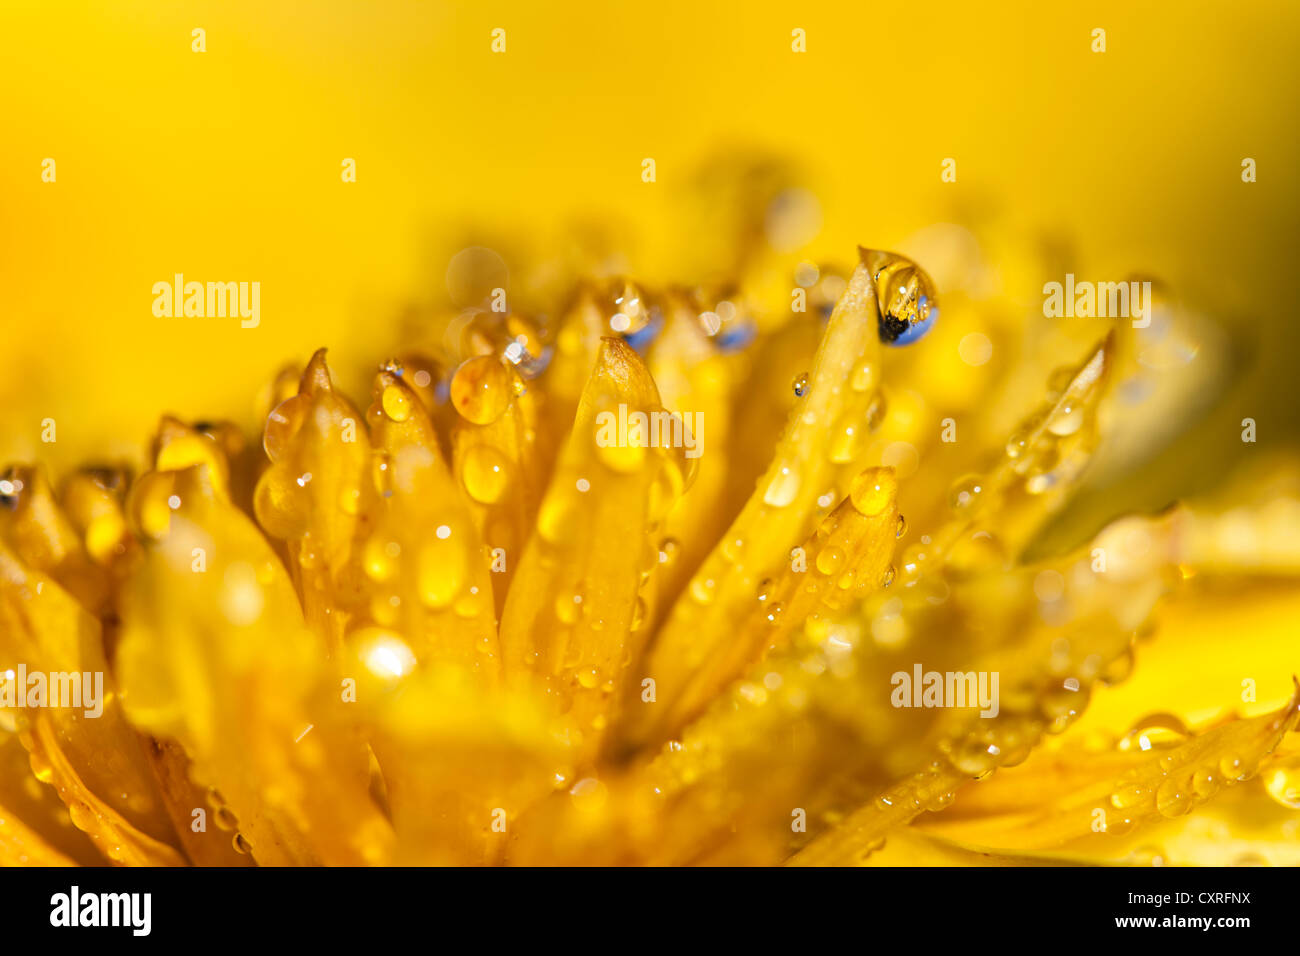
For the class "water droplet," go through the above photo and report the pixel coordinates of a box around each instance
[828,415,863,464]
[1104,813,1137,836]
[67,802,96,833]
[1120,713,1188,752]
[951,739,1002,776]
[461,445,510,504]
[1219,753,1258,782]
[1005,426,1032,460]
[816,545,845,576]
[899,543,928,583]
[1156,775,1194,817]
[895,515,906,538]
[1041,677,1090,721]
[763,464,801,507]
[214,806,239,831]
[865,393,888,432]
[860,248,939,345]
[851,361,876,392]
[1110,784,1155,812]
[756,578,775,603]
[28,753,53,783]
[450,356,511,425]
[555,591,583,624]
[1192,768,1220,799]
[948,474,984,515]
[849,467,896,516]
[689,575,717,605]
[1047,401,1084,437]
[381,384,412,422]
[792,372,810,397]
[879,565,896,588]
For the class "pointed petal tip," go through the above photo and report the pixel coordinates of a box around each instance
[300,348,334,394]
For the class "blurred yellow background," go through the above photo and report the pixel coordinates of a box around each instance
[2,0,1297,508]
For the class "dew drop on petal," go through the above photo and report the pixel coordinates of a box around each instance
[1047,401,1084,436]
[1156,775,1194,818]
[815,546,845,576]
[763,464,801,507]
[828,415,863,464]
[689,575,717,605]
[860,248,940,346]
[450,356,511,425]
[460,445,510,503]
[849,467,896,516]
[947,474,984,515]
[851,361,876,392]
[381,384,412,422]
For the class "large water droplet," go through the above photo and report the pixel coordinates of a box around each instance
[381,384,412,422]
[1155,775,1194,818]
[815,545,845,576]
[450,356,511,425]
[860,248,939,346]
[1119,713,1188,752]
[849,467,896,515]
[1109,783,1155,812]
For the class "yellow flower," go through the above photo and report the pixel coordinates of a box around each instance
[1,237,1297,868]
